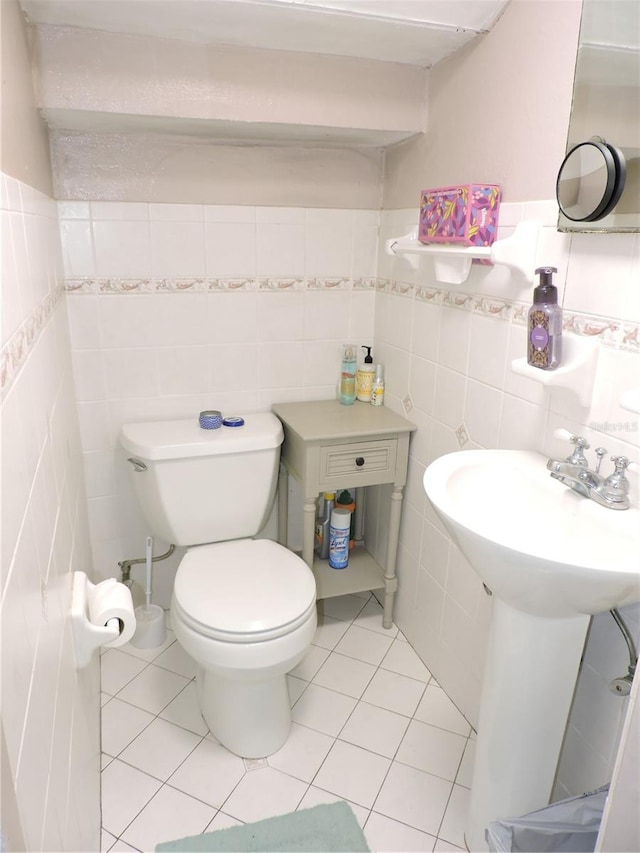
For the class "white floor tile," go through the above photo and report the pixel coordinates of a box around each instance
[296,786,369,828]
[204,811,243,831]
[313,739,391,809]
[364,811,438,852]
[396,720,467,782]
[153,641,198,679]
[322,594,369,622]
[118,718,203,781]
[101,698,155,758]
[268,722,334,782]
[434,840,465,852]
[289,644,330,681]
[291,683,357,736]
[374,762,452,837]
[456,738,475,788]
[158,682,208,736]
[339,701,410,758]
[121,783,216,852]
[287,674,309,705]
[116,664,190,715]
[438,784,470,849]
[119,630,176,663]
[381,638,432,682]
[220,766,308,823]
[414,685,471,737]
[312,614,350,650]
[361,668,426,717]
[100,609,474,853]
[101,829,117,852]
[353,598,399,637]
[334,624,394,665]
[108,841,140,852]
[101,759,162,837]
[101,650,148,696]
[167,738,245,808]
[312,651,376,698]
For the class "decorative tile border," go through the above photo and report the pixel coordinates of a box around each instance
[64,276,376,294]
[1,284,64,398]
[62,274,640,354]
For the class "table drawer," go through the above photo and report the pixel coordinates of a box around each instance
[319,439,397,483]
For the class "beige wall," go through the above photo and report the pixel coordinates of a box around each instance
[0,0,53,195]
[383,0,583,208]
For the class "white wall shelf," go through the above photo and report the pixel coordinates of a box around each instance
[385,220,541,285]
[511,332,599,407]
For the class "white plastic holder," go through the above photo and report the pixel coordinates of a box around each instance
[511,332,600,407]
[620,390,640,414]
[129,605,167,649]
[385,220,541,285]
[71,571,136,668]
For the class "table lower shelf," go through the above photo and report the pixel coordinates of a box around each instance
[312,546,384,599]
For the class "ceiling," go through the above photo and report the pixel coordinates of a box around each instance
[20,0,510,67]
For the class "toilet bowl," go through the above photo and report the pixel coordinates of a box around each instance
[170,538,317,757]
[120,412,317,758]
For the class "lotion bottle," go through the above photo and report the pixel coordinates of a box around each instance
[356,346,375,402]
[527,266,562,370]
[370,364,385,406]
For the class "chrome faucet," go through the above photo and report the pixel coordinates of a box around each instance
[547,434,632,510]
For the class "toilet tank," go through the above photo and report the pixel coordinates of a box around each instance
[120,413,283,545]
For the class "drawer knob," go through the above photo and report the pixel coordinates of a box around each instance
[355,456,365,467]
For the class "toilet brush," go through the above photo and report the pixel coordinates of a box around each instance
[129,536,167,649]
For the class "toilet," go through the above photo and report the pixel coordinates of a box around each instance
[120,413,317,758]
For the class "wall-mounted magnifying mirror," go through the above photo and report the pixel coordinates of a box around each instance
[556,139,626,221]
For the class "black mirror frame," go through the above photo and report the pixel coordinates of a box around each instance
[556,140,627,222]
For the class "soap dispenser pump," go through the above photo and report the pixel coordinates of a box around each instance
[528,266,562,370]
[356,346,375,402]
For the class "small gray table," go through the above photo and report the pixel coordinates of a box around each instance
[272,400,416,628]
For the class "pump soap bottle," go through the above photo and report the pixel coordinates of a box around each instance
[356,346,375,402]
[528,266,562,370]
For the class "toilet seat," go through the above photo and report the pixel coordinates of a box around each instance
[173,538,317,643]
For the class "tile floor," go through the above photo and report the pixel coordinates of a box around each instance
[100,593,475,852]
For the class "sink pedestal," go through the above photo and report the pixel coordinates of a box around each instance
[466,599,590,851]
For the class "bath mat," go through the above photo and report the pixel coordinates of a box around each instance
[155,800,369,852]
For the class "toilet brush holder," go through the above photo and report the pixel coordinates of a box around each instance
[129,604,167,649]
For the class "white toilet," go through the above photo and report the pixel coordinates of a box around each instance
[120,413,317,758]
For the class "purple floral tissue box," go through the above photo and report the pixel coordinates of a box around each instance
[418,184,501,248]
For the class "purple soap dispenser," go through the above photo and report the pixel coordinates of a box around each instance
[527,266,562,370]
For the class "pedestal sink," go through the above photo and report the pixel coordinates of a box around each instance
[423,449,640,851]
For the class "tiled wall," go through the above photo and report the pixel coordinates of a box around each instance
[1,172,100,850]
[371,200,640,799]
[62,201,378,601]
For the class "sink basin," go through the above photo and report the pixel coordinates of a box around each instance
[423,448,640,850]
[423,449,640,618]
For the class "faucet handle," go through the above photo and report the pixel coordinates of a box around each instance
[567,435,590,465]
[610,456,631,473]
[603,456,632,503]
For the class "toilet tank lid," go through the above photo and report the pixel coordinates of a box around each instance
[120,413,283,460]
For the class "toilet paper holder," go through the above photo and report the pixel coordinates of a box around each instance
[71,571,136,668]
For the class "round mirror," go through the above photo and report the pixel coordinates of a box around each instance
[556,141,626,222]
